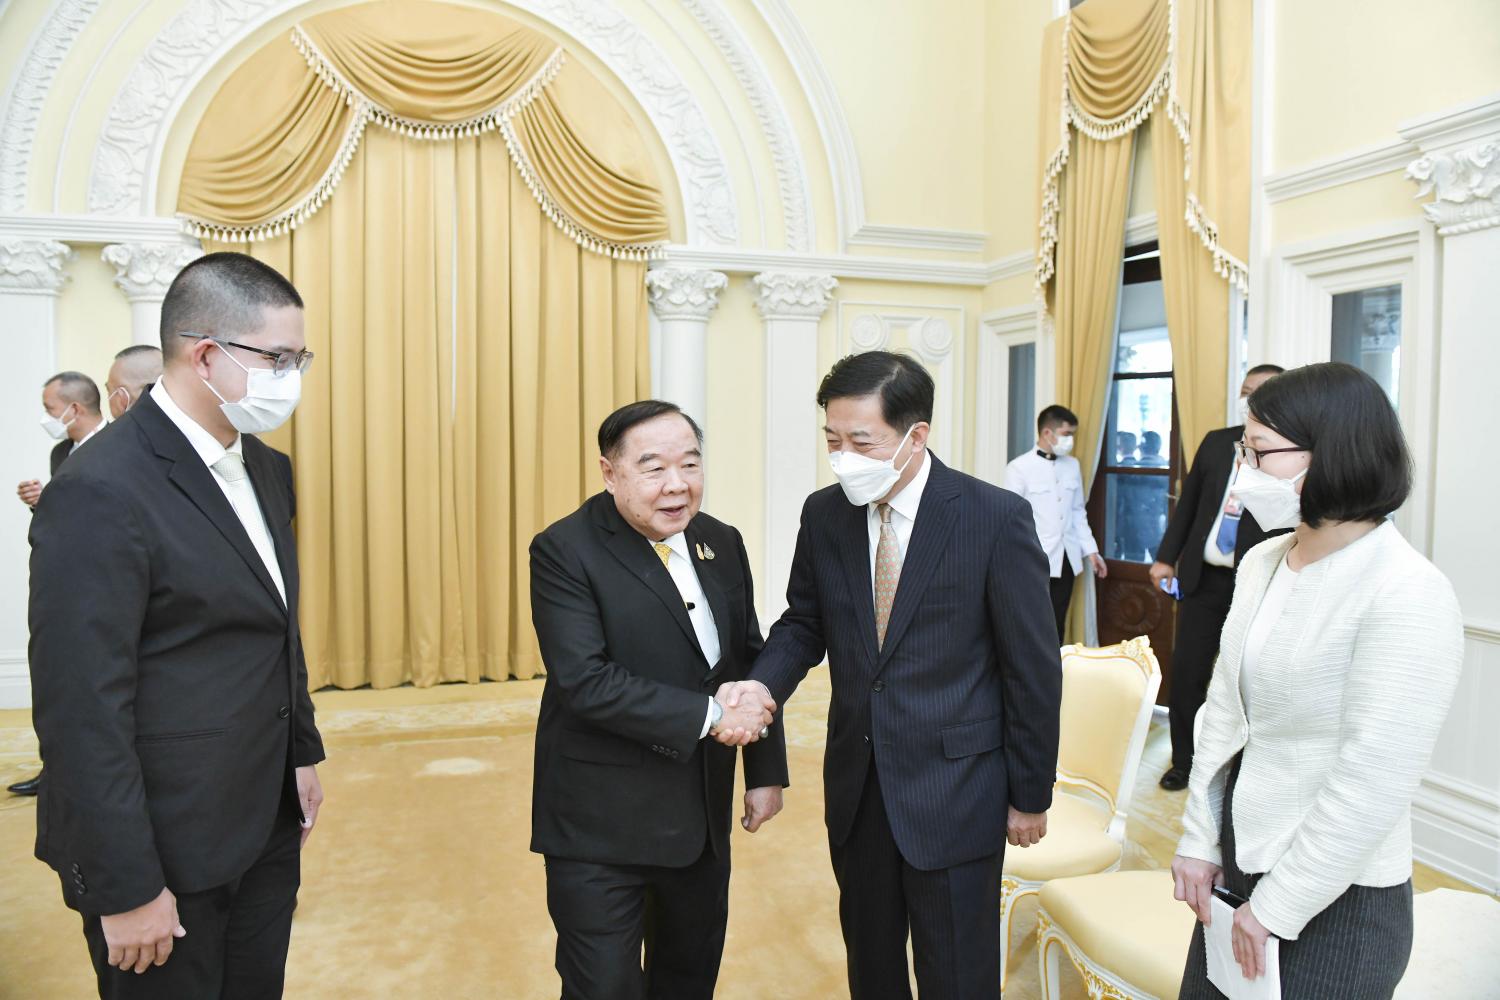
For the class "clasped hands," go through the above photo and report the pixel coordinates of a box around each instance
[710,680,776,747]
[1172,854,1272,980]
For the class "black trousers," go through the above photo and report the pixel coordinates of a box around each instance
[81,799,301,1000]
[1179,756,1414,999]
[1169,565,1236,772]
[830,762,1002,1000]
[545,842,730,1000]
[1049,561,1076,644]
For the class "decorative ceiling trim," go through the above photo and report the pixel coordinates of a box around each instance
[82,0,744,247]
[0,0,101,213]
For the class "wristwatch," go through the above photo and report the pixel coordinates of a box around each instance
[708,697,724,735]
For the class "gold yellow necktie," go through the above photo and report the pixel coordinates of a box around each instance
[653,542,672,569]
[874,503,902,649]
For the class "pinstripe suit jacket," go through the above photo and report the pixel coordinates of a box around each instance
[751,455,1062,871]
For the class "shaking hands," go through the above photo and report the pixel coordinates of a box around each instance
[711,680,776,746]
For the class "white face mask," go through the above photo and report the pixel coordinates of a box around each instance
[40,406,73,441]
[1236,396,1251,425]
[1230,462,1307,531]
[1052,433,1075,457]
[202,342,302,435]
[828,426,916,506]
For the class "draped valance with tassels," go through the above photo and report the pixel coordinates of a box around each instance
[177,1,671,259]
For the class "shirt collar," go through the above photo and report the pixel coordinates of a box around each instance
[657,531,691,563]
[71,422,105,452]
[876,449,932,522]
[1036,448,1056,461]
[150,380,243,470]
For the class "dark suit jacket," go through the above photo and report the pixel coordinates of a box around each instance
[28,392,323,915]
[749,455,1062,872]
[49,439,71,476]
[1155,425,1283,596]
[529,492,788,869]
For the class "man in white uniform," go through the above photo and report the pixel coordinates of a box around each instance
[1003,404,1107,642]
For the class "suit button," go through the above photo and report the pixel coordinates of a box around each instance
[277,706,290,719]
[71,863,81,874]
[872,681,885,693]
[863,735,870,744]
[76,885,87,895]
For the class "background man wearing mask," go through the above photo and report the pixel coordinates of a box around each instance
[7,372,106,797]
[103,345,164,419]
[1149,363,1286,791]
[1003,404,1107,642]
[28,252,324,997]
[529,399,786,1000]
[719,351,1061,1000]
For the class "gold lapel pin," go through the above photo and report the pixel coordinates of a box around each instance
[696,542,715,561]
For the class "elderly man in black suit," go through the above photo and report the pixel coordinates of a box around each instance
[529,399,788,1000]
[29,252,324,998]
[1149,363,1285,790]
[720,351,1063,1000]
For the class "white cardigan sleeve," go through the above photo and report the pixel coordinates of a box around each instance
[1248,569,1464,940]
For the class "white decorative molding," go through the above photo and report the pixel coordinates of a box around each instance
[909,316,954,363]
[0,238,73,294]
[1465,621,1500,645]
[0,211,188,244]
[983,250,1033,285]
[0,651,30,711]
[101,242,203,302]
[847,225,987,254]
[1398,90,1500,159]
[1406,143,1500,236]
[680,0,812,252]
[645,267,728,321]
[0,0,101,213]
[86,0,742,247]
[975,305,1042,485]
[1263,140,1417,204]
[848,313,887,352]
[663,244,993,286]
[1412,772,1500,893]
[750,271,837,319]
[749,0,864,248]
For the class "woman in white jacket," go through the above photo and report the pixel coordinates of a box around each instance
[1173,362,1464,998]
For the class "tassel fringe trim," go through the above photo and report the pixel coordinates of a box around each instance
[1035,0,1245,296]
[181,29,663,260]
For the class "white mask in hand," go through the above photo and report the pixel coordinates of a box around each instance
[202,341,302,434]
[829,426,916,506]
[1230,463,1307,531]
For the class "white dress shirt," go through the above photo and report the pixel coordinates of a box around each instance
[865,449,932,595]
[651,531,722,739]
[70,423,104,454]
[1002,449,1099,577]
[150,381,286,605]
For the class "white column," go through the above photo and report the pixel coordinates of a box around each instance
[752,271,837,623]
[0,239,73,708]
[644,268,727,425]
[1405,137,1500,891]
[102,242,203,346]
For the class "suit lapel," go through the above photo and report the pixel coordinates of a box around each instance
[242,443,294,611]
[596,499,704,658]
[836,496,881,668]
[136,395,288,614]
[877,457,961,669]
[686,522,733,672]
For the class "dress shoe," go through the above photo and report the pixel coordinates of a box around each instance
[1158,767,1190,791]
[7,773,41,796]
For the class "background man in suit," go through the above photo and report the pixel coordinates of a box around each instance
[104,345,164,419]
[719,352,1062,1000]
[1149,363,1285,791]
[529,400,788,1000]
[8,372,106,797]
[1003,405,1108,642]
[29,252,324,997]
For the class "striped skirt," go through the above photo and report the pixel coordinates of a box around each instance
[1178,756,1414,999]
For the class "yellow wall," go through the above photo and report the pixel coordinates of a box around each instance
[55,248,132,390]
[983,0,1053,259]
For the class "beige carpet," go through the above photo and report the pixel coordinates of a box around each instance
[0,674,1482,999]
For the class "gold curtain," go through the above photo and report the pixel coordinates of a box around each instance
[180,1,660,687]
[1035,0,1251,475]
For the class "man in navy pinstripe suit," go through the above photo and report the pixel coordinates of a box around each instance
[721,351,1062,999]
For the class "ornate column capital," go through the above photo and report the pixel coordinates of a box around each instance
[751,271,837,320]
[0,239,74,294]
[645,268,728,322]
[1406,142,1500,236]
[101,242,203,302]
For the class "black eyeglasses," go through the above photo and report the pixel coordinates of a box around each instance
[181,333,314,376]
[1234,440,1307,470]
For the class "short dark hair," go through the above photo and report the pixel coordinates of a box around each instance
[114,344,163,362]
[1037,404,1078,433]
[815,351,934,432]
[1141,430,1163,453]
[1247,362,1411,528]
[160,252,303,358]
[43,371,100,414]
[1247,363,1285,378]
[598,400,703,460]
